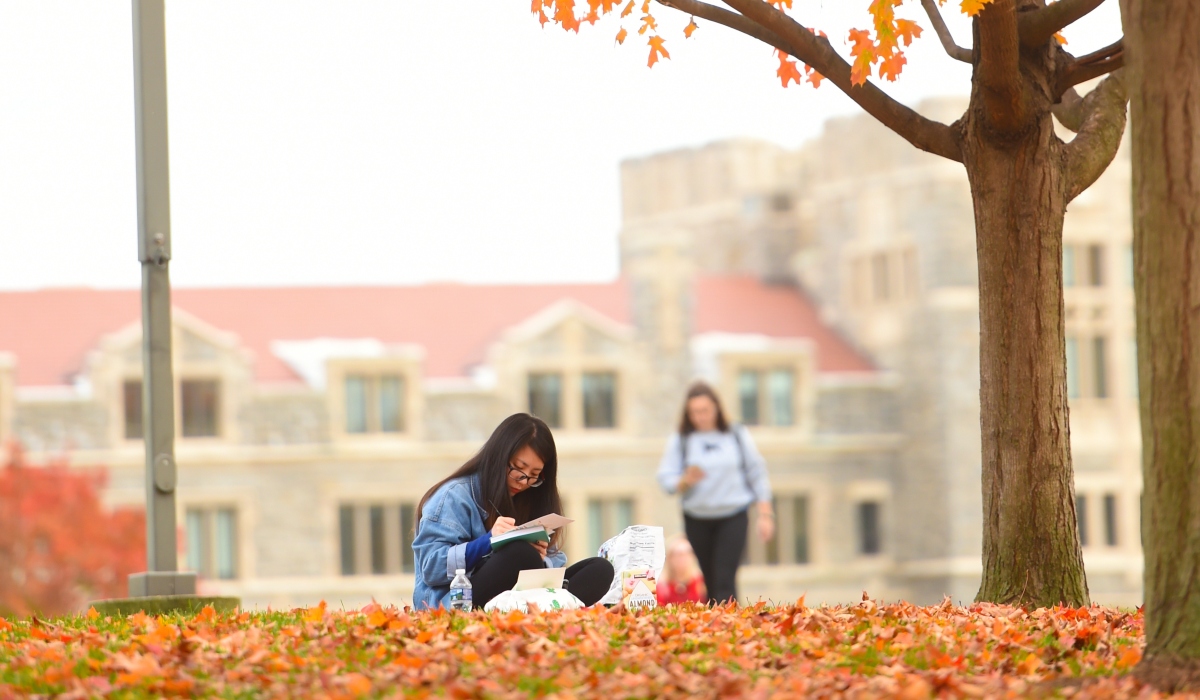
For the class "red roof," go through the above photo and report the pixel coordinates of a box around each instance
[695,277,873,373]
[0,277,871,387]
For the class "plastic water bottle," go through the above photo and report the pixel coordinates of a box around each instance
[448,568,473,611]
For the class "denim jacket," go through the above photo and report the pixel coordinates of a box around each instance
[411,474,567,610]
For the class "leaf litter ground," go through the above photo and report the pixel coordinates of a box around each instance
[0,597,1174,698]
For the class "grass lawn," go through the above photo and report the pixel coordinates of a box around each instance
[0,598,1153,698]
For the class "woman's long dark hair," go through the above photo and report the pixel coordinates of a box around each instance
[677,381,730,438]
[416,413,564,548]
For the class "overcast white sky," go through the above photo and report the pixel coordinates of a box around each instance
[0,1,1122,290]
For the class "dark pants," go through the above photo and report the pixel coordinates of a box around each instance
[684,508,749,604]
[469,541,615,608]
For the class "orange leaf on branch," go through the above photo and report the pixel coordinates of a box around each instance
[684,18,698,38]
[647,35,669,67]
[894,19,922,46]
[879,53,907,81]
[776,51,803,88]
[960,0,994,16]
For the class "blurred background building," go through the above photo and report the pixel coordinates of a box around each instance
[0,98,1140,610]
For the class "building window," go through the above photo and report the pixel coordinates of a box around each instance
[1093,336,1109,399]
[738,371,760,425]
[181,379,219,438]
[123,380,143,440]
[857,501,881,555]
[379,376,403,432]
[738,369,795,427]
[1104,493,1118,546]
[902,248,919,299]
[339,502,416,576]
[744,494,810,566]
[587,497,634,556]
[1063,245,1077,287]
[185,506,238,580]
[792,495,810,564]
[1076,495,1089,547]
[345,374,406,435]
[1087,244,1104,286]
[851,258,869,306]
[871,252,890,303]
[528,373,563,428]
[581,372,617,429]
[1066,337,1080,399]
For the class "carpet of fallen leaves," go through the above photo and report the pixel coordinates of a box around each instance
[0,597,1176,699]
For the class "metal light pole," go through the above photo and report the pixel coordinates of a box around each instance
[127,0,195,599]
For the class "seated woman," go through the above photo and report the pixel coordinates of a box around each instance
[657,535,707,606]
[412,413,614,610]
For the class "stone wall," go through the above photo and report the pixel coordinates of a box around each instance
[238,392,329,445]
[813,380,901,435]
[423,392,510,442]
[14,400,110,452]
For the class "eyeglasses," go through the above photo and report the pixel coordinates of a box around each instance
[508,465,544,487]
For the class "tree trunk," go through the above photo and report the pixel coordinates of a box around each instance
[1121,0,1200,691]
[963,60,1090,607]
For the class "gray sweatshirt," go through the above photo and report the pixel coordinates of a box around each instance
[656,426,773,519]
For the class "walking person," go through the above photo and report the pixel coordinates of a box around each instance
[657,382,774,604]
[412,413,614,610]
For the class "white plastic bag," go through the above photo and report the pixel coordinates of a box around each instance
[596,525,666,606]
[482,588,584,613]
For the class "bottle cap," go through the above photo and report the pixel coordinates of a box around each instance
[455,568,465,575]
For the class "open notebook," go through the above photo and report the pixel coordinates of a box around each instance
[489,513,573,551]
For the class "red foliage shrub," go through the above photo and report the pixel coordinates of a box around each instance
[0,443,145,617]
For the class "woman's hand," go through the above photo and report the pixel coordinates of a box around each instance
[491,517,516,537]
[678,465,705,492]
[531,540,549,558]
[757,503,776,542]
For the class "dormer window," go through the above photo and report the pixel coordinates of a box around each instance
[181,379,220,438]
[738,369,795,427]
[527,373,563,428]
[345,374,405,434]
[121,377,222,439]
[581,372,616,429]
[123,380,143,440]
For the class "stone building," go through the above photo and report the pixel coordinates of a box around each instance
[0,98,1141,609]
[620,96,1141,606]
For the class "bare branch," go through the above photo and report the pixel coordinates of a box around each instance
[657,0,784,47]
[690,0,964,162]
[976,0,1027,133]
[1018,0,1107,48]
[1055,40,1124,100]
[1065,69,1127,202]
[920,0,972,63]
[1052,87,1086,131]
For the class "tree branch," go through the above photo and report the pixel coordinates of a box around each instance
[1052,87,1086,131]
[1055,39,1124,100]
[1064,69,1126,202]
[686,0,964,162]
[1018,0,1107,48]
[920,0,972,63]
[976,0,1027,134]
[657,0,784,47]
